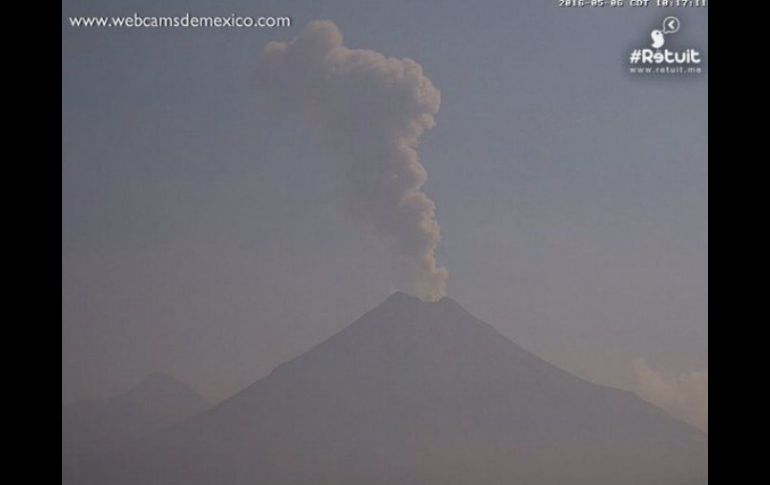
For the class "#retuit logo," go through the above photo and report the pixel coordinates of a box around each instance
[628,16,704,75]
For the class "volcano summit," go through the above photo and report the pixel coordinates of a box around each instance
[66,293,707,485]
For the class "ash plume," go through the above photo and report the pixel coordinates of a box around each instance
[257,20,448,301]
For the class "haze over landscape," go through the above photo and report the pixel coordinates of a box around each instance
[63,0,707,482]
[63,293,706,485]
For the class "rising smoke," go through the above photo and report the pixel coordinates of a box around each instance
[257,21,448,301]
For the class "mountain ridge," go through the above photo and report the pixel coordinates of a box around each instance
[66,293,707,485]
[62,372,210,472]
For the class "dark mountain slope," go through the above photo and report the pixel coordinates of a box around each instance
[67,293,707,485]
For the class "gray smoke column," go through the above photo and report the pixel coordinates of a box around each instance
[257,21,448,301]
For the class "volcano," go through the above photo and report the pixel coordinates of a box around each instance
[66,292,707,485]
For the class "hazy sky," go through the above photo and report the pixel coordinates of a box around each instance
[62,0,707,428]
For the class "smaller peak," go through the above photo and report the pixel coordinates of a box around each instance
[140,372,178,386]
[129,372,192,397]
[124,372,208,405]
